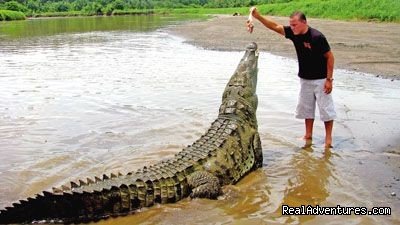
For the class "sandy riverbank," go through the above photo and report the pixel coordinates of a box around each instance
[168,15,400,79]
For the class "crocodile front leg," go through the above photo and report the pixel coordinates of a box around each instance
[187,171,221,199]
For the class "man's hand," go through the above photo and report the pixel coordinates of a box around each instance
[324,79,333,94]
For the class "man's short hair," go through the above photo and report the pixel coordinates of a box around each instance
[290,11,307,22]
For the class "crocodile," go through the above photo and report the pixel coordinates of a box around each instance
[0,42,263,224]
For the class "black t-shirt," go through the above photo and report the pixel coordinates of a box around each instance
[284,26,331,79]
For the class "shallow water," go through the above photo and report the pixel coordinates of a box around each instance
[0,16,399,224]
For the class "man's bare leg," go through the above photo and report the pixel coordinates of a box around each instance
[302,119,314,148]
[324,120,334,148]
[304,118,314,140]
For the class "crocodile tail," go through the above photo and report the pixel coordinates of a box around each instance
[0,183,143,224]
[0,166,191,224]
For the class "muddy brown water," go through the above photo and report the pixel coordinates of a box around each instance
[0,16,399,224]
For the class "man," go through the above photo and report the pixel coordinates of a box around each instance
[247,8,336,148]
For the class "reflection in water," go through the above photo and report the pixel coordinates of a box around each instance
[0,15,206,39]
[277,147,334,224]
[0,15,399,224]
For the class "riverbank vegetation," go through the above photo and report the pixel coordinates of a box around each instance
[0,9,25,21]
[0,0,398,22]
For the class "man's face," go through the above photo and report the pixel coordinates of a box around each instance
[289,16,307,35]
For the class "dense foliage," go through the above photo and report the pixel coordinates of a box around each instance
[0,0,274,15]
[0,0,398,22]
[0,9,25,20]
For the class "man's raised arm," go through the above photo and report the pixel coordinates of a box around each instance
[247,7,285,36]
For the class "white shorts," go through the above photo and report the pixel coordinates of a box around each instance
[296,78,336,121]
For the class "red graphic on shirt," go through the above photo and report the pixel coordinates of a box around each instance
[303,42,312,49]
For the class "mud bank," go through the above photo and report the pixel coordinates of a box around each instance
[168,15,400,80]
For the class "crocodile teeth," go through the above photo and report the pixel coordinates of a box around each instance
[70,181,79,188]
[79,179,87,186]
[42,191,53,197]
[61,185,71,191]
[52,187,63,194]
[95,176,102,182]
[87,178,95,184]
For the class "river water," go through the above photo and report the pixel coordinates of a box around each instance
[0,15,399,224]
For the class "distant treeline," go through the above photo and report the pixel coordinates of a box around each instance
[0,0,399,22]
[0,0,280,16]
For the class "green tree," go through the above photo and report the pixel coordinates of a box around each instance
[26,0,40,12]
[53,1,71,12]
[72,0,89,11]
[83,1,103,15]
[112,0,125,10]
[5,0,28,12]
[104,3,113,15]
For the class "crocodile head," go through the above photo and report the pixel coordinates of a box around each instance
[219,42,259,124]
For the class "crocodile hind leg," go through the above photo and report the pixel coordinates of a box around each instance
[187,171,221,199]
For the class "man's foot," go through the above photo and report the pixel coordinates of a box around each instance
[301,137,313,150]
[325,136,332,149]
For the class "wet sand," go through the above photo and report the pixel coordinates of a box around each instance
[168,15,400,79]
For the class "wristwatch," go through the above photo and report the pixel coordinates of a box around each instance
[326,78,334,81]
